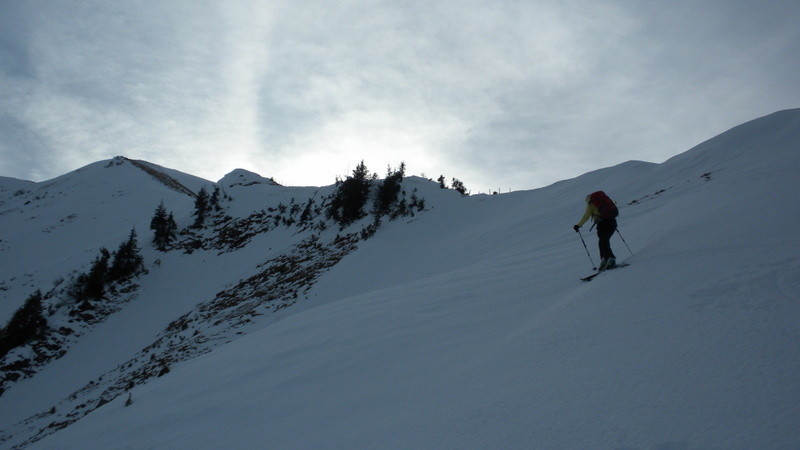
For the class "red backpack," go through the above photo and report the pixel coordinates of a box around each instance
[589,191,619,220]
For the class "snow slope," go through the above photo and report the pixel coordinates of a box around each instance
[0,177,36,198]
[2,109,800,448]
[0,157,209,322]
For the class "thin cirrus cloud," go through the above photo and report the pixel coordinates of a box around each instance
[1,1,798,193]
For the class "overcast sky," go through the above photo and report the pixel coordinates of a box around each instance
[1,1,798,192]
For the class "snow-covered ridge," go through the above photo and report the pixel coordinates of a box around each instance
[218,168,280,189]
[120,157,198,198]
[1,108,799,448]
[0,177,36,199]
[0,157,209,323]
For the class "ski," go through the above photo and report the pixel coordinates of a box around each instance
[580,263,630,281]
[580,272,601,281]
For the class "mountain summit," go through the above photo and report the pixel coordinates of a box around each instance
[1,109,799,448]
[219,169,280,189]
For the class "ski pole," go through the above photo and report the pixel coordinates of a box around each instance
[577,229,597,270]
[616,228,634,256]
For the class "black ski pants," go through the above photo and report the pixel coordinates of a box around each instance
[596,218,617,260]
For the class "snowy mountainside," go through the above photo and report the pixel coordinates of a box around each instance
[0,157,428,446]
[0,177,36,200]
[0,156,208,322]
[1,109,800,448]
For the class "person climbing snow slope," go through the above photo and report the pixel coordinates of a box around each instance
[573,191,619,270]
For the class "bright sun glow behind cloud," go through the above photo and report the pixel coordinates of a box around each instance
[265,109,460,187]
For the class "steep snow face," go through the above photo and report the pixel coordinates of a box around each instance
[3,109,800,449]
[0,157,209,321]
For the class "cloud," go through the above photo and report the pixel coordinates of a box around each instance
[1,1,799,193]
[254,1,641,188]
[0,1,275,181]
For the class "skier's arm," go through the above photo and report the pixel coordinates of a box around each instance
[575,203,594,228]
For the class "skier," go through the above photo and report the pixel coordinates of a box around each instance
[573,191,618,270]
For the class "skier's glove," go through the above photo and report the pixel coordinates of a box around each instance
[573,225,580,232]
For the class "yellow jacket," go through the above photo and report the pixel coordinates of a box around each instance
[575,199,599,228]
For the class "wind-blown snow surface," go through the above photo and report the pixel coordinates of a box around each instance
[4,110,800,448]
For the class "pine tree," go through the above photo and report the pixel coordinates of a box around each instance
[192,187,210,228]
[84,248,110,300]
[328,161,375,226]
[108,229,145,281]
[452,178,468,195]
[210,186,222,211]
[373,163,405,219]
[150,201,177,251]
[0,290,48,358]
[69,248,110,302]
[410,190,425,212]
[438,175,447,189]
[166,212,177,241]
[150,201,168,248]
